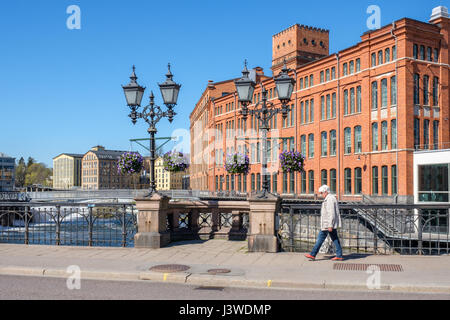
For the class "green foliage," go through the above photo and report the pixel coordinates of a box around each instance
[15,157,26,187]
[25,163,52,187]
[15,157,52,188]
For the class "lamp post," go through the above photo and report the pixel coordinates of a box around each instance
[122,64,181,197]
[234,60,295,198]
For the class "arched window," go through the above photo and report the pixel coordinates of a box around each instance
[381,121,388,150]
[344,168,352,194]
[308,134,314,158]
[372,81,378,110]
[391,119,397,149]
[371,53,377,67]
[372,123,379,151]
[330,169,337,194]
[381,79,388,107]
[330,130,337,156]
[344,89,349,115]
[344,127,352,154]
[385,48,390,62]
[391,76,397,106]
[372,167,379,195]
[321,131,328,157]
[301,135,306,157]
[308,171,315,194]
[378,50,383,65]
[382,166,388,195]
[354,126,362,154]
[354,168,362,194]
[321,170,328,187]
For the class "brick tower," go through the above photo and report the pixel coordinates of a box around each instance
[272,24,329,75]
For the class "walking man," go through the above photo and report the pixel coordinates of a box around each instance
[304,185,344,261]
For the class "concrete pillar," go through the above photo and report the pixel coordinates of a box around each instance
[247,194,281,253]
[134,193,170,249]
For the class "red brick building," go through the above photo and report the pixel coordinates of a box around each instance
[190,7,449,203]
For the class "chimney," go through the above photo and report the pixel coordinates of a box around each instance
[430,6,449,22]
[207,80,215,89]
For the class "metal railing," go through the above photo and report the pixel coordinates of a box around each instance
[278,202,450,255]
[25,189,249,201]
[0,192,30,202]
[166,199,249,241]
[0,202,136,247]
[414,142,450,151]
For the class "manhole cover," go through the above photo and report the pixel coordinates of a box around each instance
[207,268,231,275]
[149,264,190,273]
[333,263,403,272]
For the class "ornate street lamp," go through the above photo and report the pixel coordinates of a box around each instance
[122,64,181,196]
[234,60,295,198]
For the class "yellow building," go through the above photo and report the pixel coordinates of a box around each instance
[53,153,83,190]
[155,157,184,190]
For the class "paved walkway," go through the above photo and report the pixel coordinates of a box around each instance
[1,240,450,294]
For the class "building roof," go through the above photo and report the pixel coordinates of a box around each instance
[53,153,84,159]
[0,153,14,158]
[86,149,131,160]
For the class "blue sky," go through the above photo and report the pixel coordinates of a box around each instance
[0,0,446,167]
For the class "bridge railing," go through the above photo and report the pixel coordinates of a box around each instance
[278,202,450,255]
[0,202,136,247]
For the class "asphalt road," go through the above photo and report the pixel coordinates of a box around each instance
[1,275,449,301]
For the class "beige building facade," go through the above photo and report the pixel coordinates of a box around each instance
[53,153,83,190]
[155,157,184,190]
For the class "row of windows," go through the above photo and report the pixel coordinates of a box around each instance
[371,120,397,151]
[226,120,235,139]
[371,76,397,110]
[343,86,362,115]
[215,118,399,163]
[300,99,314,124]
[371,46,397,67]
[320,93,337,120]
[215,165,398,196]
[299,74,315,89]
[414,119,440,150]
[215,101,235,116]
[413,75,439,106]
[342,58,361,77]
[413,44,439,62]
[319,67,337,84]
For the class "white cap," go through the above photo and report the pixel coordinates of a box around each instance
[430,6,449,21]
[318,185,330,193]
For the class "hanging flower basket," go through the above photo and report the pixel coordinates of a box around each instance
[224,153,250,175]
[117,152,144,175]
[163,151,189,172]
[279,150,305,173]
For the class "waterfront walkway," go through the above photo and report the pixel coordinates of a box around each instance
[0,240,449,294]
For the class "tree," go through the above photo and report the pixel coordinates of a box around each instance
[15,157,26,188]
[26,157,36,169]
[24,163,52,187]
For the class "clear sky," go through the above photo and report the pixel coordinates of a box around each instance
[0,0,447,167]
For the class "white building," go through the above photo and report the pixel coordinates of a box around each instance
[414,149,450,234]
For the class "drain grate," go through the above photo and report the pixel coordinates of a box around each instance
[333,263,403,272]
[149,264,190,273]
[207,268,231,275]
[194,286,225,291]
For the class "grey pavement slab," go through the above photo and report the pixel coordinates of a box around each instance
[0,242,449,294]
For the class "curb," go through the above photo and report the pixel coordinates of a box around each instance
[1,266,450,294]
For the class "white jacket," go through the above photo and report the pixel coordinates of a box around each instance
[320,194,342,230]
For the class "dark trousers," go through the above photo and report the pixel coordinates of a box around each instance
[310,229,343,258]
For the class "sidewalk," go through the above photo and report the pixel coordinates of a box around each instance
[1,240,450,294]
